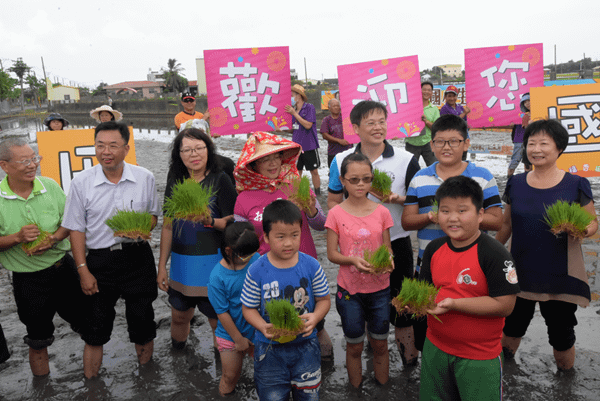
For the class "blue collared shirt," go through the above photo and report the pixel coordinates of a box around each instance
[62,162,160,249]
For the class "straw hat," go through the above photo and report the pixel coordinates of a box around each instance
[90,105,123,122]
[291,84,307,101]
[43,113,70,128]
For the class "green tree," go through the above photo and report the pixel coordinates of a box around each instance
[0,70,17,104]
[25,74,45,109]
[8,58,30,111]
[92,82,108,97]
[162,59,188,94]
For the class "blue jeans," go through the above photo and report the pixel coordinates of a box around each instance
[335,285,390,343]
[254,338,321,401]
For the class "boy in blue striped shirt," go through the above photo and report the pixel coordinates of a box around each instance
[401,114,503,350]
[242,200,330,401]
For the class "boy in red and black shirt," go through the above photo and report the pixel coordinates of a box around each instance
[419,176,520,400]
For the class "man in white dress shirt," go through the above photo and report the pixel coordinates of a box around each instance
[62,121,160,378]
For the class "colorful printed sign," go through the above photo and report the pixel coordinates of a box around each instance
[321,90,340,110]
[432,84,466,108]
[465,43,544,128]
[337,55,424,143]
[204,46,292,136]
[37,128,137,194]
[531,83,600,177]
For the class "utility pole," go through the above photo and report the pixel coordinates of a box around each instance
[304,57,308,85]
[41,56,49,109]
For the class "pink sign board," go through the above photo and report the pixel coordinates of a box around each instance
[337,55,424,143]
[465,43,544,128]
[204,46,292,136]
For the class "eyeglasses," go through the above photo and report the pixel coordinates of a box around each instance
[182,98,195,103]
[180,146,207,156]
[95,144,126,152]
[13,155,43,166]
[364,120,387,128]
[343,176,373,184]
[432,139,464,149]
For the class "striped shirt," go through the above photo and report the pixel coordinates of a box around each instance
[405,161,502,263]
[241,252,329,344]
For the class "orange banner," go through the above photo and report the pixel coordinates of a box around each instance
[37,128,137,193]
[531,84,600,177]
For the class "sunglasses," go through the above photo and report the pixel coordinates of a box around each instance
[343,176,373,184]
[182,98,195,103]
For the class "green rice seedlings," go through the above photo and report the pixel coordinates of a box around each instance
[163,179,215,223]
[21,223,53,256]
[265,298,305,341]
[105,209,153,240]
[391,277,442,323]
[429,199,439,222]
[288,176,313,211]
[543,200,596,240]
[370,169,393,201]
[363,244,393,274]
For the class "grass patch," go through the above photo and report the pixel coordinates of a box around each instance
[21,223,53,256]
[543,200,595,240]
[288,176,313,211]
[371,169,392,200]
[265,299,304,341]
[163,179,215,223]
[105,210,153,240]
[363,244,393,274]
[391,278,442,323]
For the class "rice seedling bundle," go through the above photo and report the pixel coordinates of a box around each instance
[105,210,153,240]
[371,169,393,200]
[391,277,442,323]
[265,299,305,341]
[363,244,393,274]
[21,223,53,256]
[163,179,215,223]
[543,200,595,240]
[288,176,313,211]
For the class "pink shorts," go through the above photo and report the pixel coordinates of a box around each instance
[216,336,254,356]
[216,336,236,353]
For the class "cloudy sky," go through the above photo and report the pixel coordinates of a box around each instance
[2,0,597,89]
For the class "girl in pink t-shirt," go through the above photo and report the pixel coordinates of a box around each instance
[325,153,394,388]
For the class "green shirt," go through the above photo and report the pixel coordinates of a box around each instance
[0,176,70,273]
[405,101,441,147]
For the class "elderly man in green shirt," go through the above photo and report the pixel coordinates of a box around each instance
[0,137,84,376]
[404,81,440,166]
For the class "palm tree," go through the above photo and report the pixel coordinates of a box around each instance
[8,58,30,111]
[162,58,188,94]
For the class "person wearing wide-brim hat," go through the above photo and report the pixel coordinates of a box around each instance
[90,105,123,123]
[233,131,333,358]
[43,113,70,131]
[277,84,322,195]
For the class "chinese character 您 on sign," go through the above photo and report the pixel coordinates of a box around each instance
[480,60,530,111]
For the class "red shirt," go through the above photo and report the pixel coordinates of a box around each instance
[420,234,519,360]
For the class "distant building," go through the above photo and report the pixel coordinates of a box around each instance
[291,69,298,80]
[147,69,165,82]
[103,81,165,99]
[46,78,80,102]
[438,64,462,78]
[421,73,432,81]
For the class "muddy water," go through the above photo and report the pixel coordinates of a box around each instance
[0,125,599,400]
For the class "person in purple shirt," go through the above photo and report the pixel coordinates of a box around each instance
[440,85,471,160]
[279,84,322,195]
[321,98,352,168]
